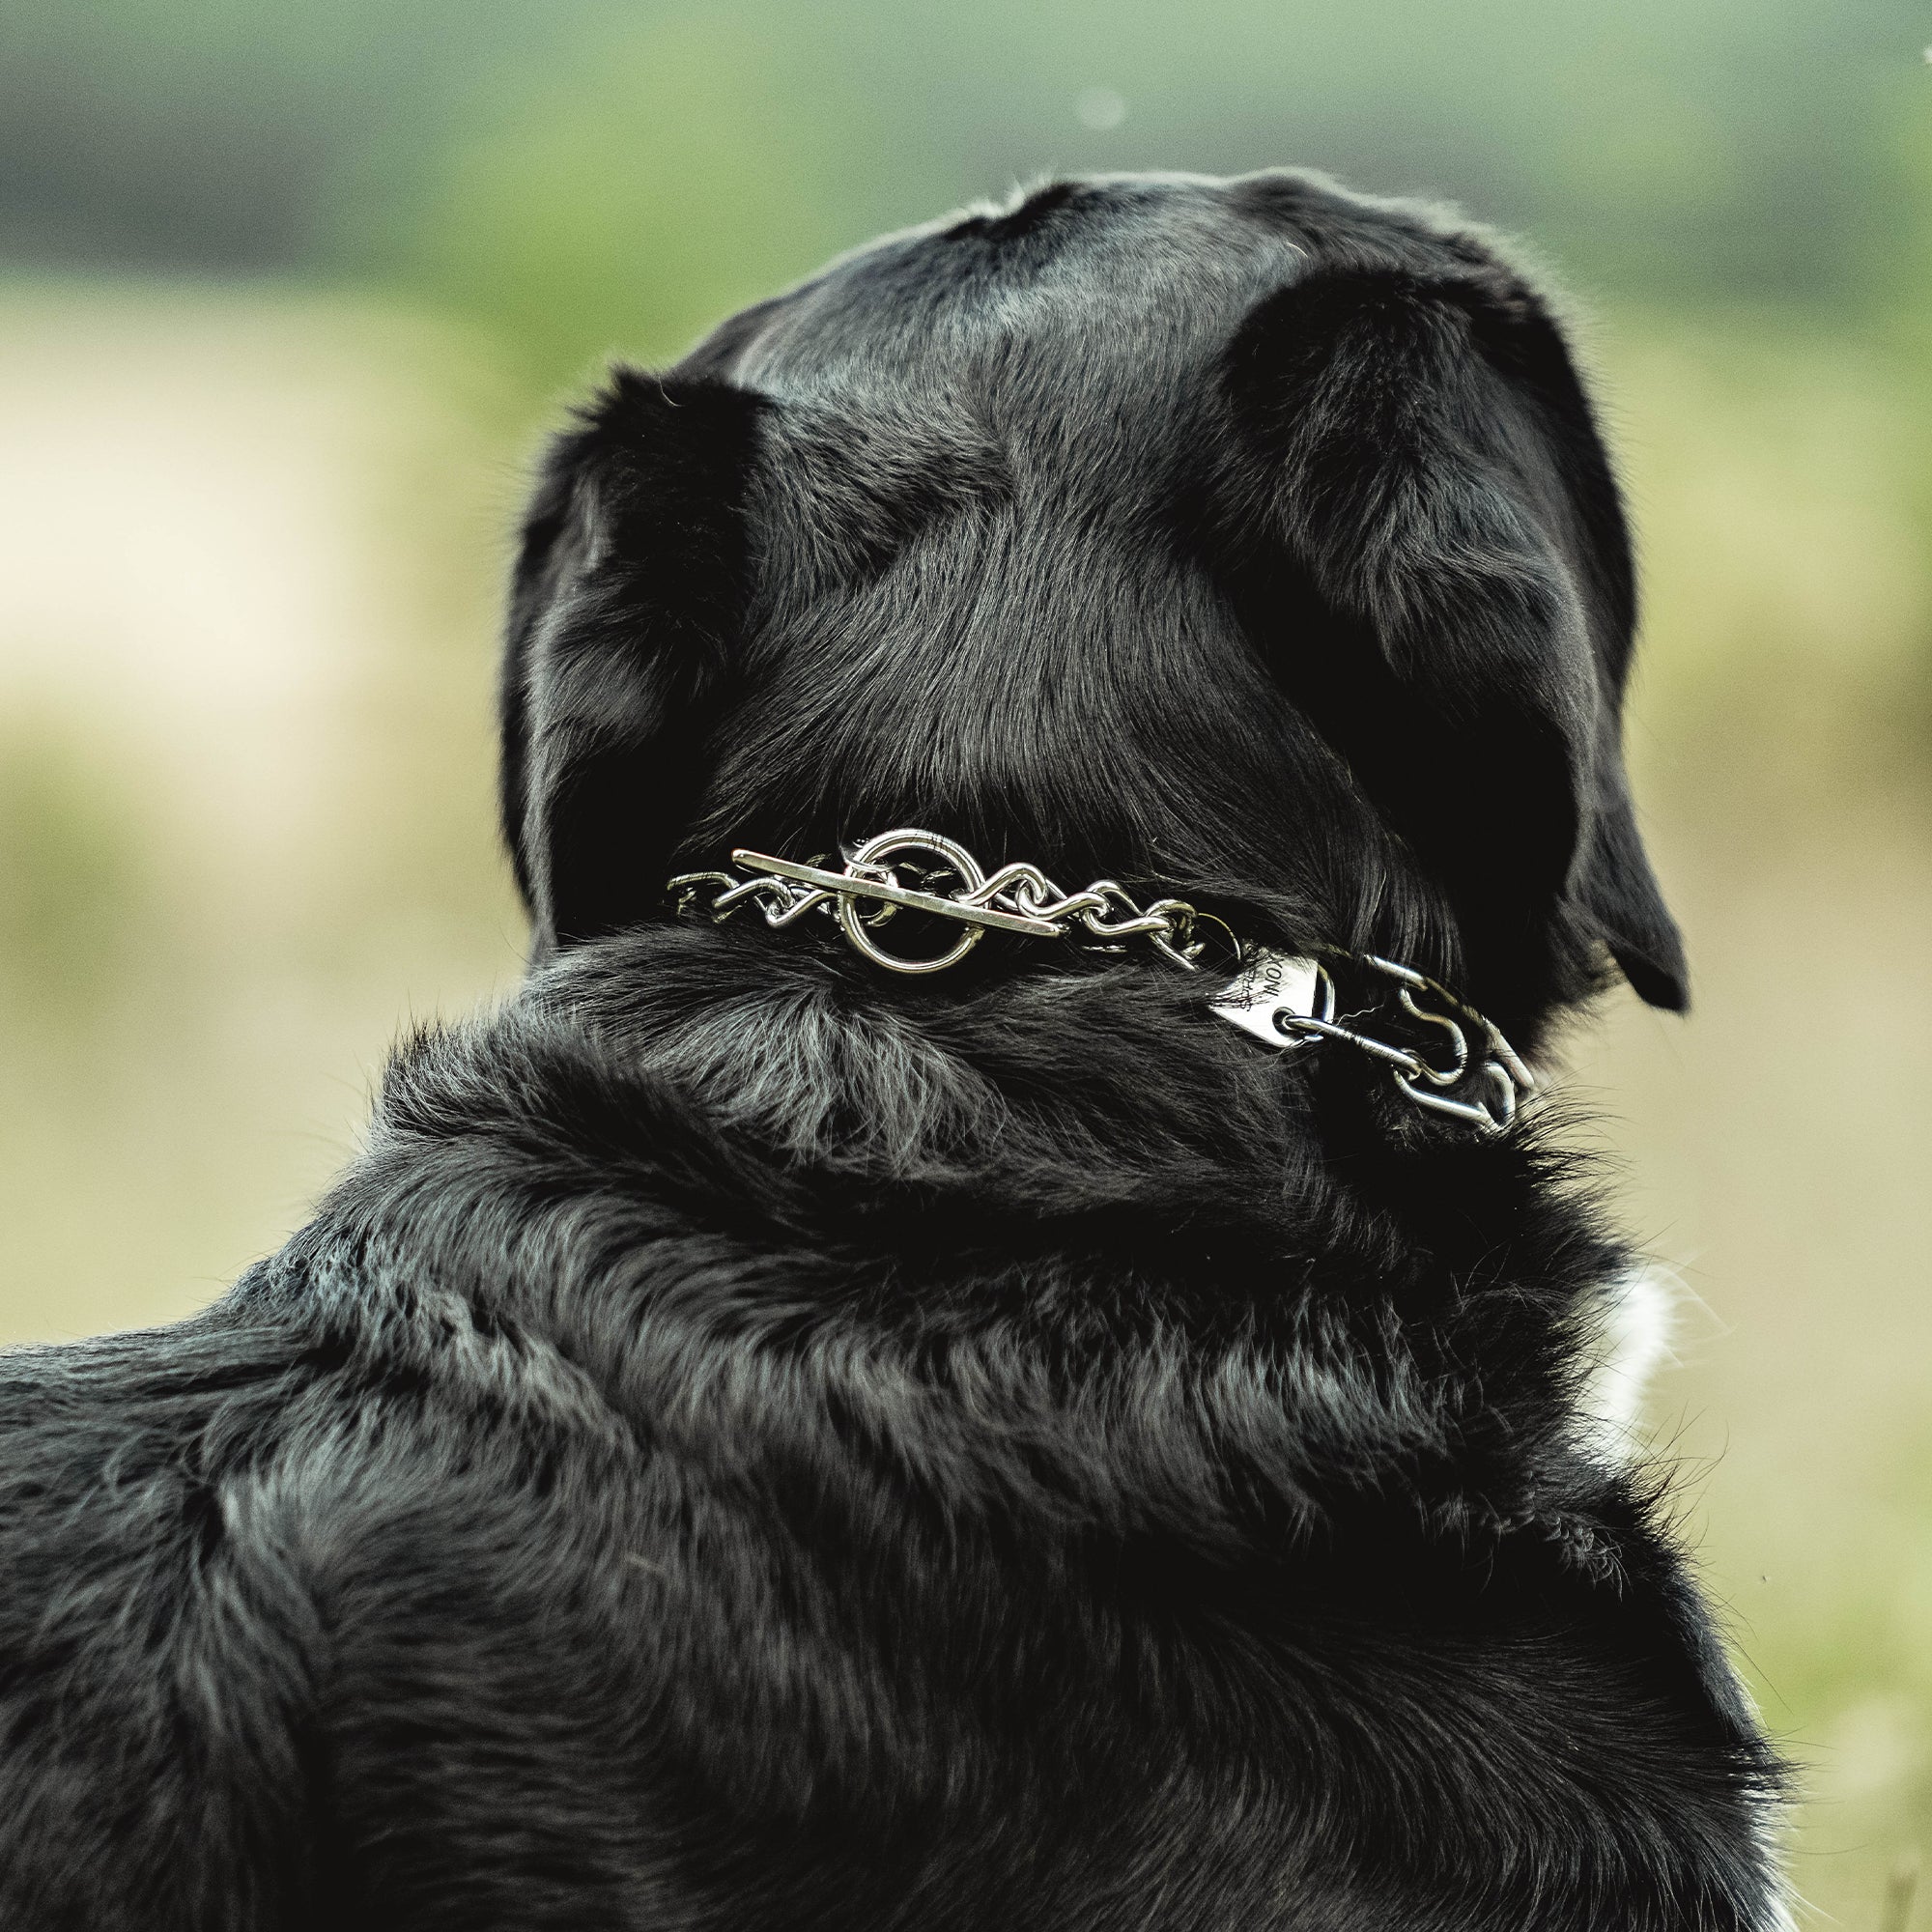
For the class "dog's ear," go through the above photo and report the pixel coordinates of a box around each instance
[1223,261,1686,1012]
[500,368,765,952]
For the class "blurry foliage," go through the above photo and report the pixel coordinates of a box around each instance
[0,0,566,270]
[5,0,1931,320]
[383,14,871,386]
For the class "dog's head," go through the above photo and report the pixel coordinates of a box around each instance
[500,169,1684,1035]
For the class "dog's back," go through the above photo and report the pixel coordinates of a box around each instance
[0,172,1785,1930]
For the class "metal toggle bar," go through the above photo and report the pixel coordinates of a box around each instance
[728,850,1065,938]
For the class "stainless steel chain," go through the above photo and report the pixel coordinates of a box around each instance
[669,829,1209,975]
[668,827,1535,1134]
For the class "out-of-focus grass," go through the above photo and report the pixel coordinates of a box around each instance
[1566,309,1932,1928]
[1,284,1928,1926]
[0,725,149,1013]
[0,287,524,1341]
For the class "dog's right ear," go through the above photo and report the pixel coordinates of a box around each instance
[500,368,765,954]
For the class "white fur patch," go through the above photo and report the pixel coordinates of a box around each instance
[1573,1268,1797,1925]
[1758,1868,1801,1932]
[1574,1264,1676,1464]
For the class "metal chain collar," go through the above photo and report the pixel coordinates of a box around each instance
[1208,946,1537,1134]
[669,829,1211,974]
[668,827,1536,1135]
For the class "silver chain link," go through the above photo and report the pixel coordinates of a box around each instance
[669,828,1210,975]
[668,827,1535,1133]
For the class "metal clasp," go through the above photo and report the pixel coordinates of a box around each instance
[1208,947,1536,1136]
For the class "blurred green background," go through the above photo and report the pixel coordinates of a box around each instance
[2,3,1929,1920]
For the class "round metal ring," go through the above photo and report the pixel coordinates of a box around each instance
[836,830,985,975]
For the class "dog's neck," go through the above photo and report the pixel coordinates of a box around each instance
[383,916,1640,1552]
[665,826,1537,1140]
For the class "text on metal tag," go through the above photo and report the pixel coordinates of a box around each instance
[1209,947,1328,1050]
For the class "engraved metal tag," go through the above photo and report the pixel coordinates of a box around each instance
[1210,947,1327,1050]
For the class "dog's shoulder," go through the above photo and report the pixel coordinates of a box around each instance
[0,952,1779,1928]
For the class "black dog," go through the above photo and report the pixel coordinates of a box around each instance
[0,171,1786,1929]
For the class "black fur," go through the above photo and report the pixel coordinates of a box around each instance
[1,171,1778,1928]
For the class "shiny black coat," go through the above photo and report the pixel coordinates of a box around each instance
[0,170,1781,1929]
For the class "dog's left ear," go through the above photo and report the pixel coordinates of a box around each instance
[500,368,766,953]
[1224,260,1686,1011]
